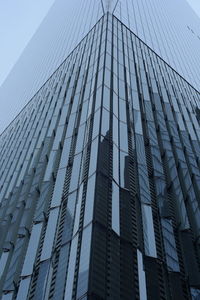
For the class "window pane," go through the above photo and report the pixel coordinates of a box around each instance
[53,244,70,300]
[69,153,82,192]
[64,236,78,300]
[16,277,31,300]
[113,115,119,147]
[84,174,96,227]
[76,225,92,299]
[92,109,101,139]
[120,151,129,188]
[141,204,157,258]
[40,208,59,261]
[51,168,66,207]
[73,184,83,235]
[137,250,147,300]
[161,219,180,272]
[120,122,128,152]
[22,223,43,276]
[101,108,110,137]
[112,182,120,235]
[88,137,98,176]
[0,252,9,279]
[113,145,119,184]
[62,192,77,245]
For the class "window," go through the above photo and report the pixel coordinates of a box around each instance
[76,225,92,298]
[64,236,78,300]
[16,277,31,300]
[88,137,98,176]
[73,184,83,236]
[112,182,120,235]
[22,223,43,276]
[84,174,96,227]
[69,154,82,193]
[40,208,59,261]
[137,250,147,300]
[141,204,157,258]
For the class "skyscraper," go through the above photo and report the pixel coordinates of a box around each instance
[0,1,200,300]
[0,0,200,132]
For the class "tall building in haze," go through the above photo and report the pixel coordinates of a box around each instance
[0,1,200,299]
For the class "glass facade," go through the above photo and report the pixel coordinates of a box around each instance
[0,0,200,132]
[0,12,200,300]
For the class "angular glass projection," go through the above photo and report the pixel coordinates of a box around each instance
[0,13,200,300]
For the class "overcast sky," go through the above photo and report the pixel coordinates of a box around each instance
[187,0,200,18]
[0,0,55,86]
[0,0,199,87]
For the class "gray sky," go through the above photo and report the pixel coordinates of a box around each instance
[0,0,55,86]
[0,0,199,87]
[187,0,200,18]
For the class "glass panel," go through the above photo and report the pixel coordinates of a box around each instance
[83,174,96,227]
[92,109,101,139]
[161,219,180,272]
[66,113,76,138]
[134,110,143,135]
[16,277,31,300]
[34,260,50,300]
[94,87,102,112]
[69,154,82,192]
[22,223,43,276]
[120,121,128,152]
[34,181,51,222]
[80,100,89,125]
[53,125,64,150]
[3,238,24,291]
[113,115,119,147]
[44,150,57,181]
[61,192,77,245]
[119,79,126,99]
[87,96,93,118]
[138,164,151,204]
[76,225,92,299]
[141,204,157,258]
[53,244,70,300]
[2,293,14,300]
[75,124,86,154]
[191,288,200,299]
[137,249,147,300]
[64,235,78,300]
[101,108,110,137]
[119,99,127,123]
[113,93,119,118]
[112,182,120,235]
[0,252,9,279]
[120,151,129,189]
[51,168,66,207]
[88,137,98,176]
[73,184,83,235]
[59,138,71,168]
[113,145,119,184]
[40,208,59,261]
[59,104,69,126]
[103,85,110,111]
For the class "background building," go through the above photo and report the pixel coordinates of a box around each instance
[0,1,200,300]
[0,0,200,133]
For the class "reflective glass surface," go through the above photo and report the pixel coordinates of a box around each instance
[0,12,200,300]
